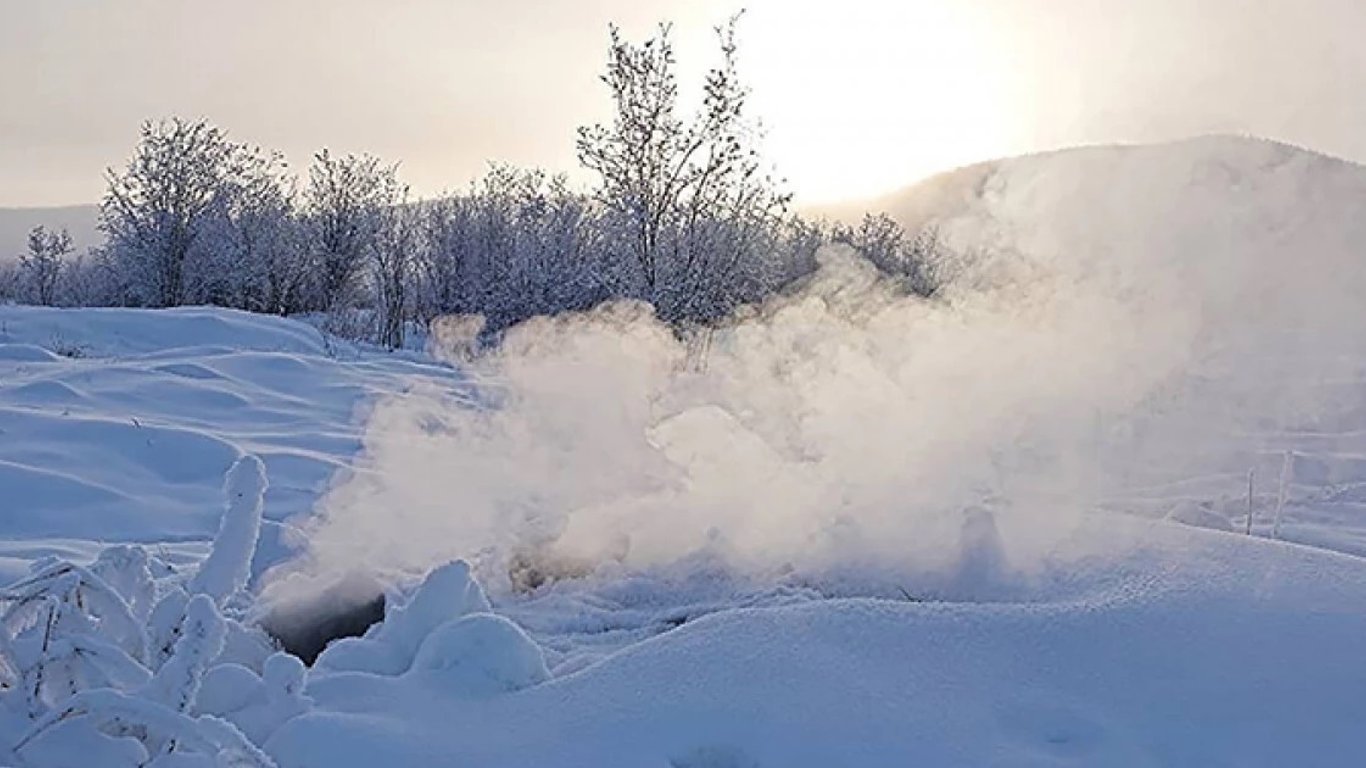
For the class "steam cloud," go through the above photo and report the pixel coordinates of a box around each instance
[263,139,1366,607]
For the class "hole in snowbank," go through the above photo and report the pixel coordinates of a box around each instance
[260,573,387,664]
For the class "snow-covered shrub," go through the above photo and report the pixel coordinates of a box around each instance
[15,690,275,768]
[191,456,267,605]
[197,653,309,745]
[0,454,291,767]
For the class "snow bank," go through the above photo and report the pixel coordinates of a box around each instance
[0,306,327,358]
[313,560,494,676]
[269,517,1366,766]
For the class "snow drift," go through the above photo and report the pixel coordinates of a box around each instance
[268,135,1366,606]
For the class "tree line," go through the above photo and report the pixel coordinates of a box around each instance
[1,20,941,348]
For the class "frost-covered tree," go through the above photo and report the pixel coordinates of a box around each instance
[415,195,478,323]
[0,261,19,303]
[18,225,71,306]
[473,166,606,329]
[201,147,305,314]
[577,15,792,323]
[57,250,115,308]
[415,166,609,335]
[303,150,401,312]
[100,118,247,307]
[831,213,941,296]
[370,183,418,349]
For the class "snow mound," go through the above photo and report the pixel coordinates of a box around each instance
[269,518,1366,766]
[0,343,62,363]
[197,653,310,745]
[0,305,327,358]
[312,560,493,676]
[408,613,549,696]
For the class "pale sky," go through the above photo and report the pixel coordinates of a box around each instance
[2,0,1365,208]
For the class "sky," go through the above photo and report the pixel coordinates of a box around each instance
[2,0,1365,208]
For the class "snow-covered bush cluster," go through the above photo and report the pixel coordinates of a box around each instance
[0,451,553,765]
[0,456,291,767]
[1,19,943,351]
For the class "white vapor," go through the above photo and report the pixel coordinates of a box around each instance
[263,137,1366,609]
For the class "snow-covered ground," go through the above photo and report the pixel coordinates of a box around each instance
[4,136,1366,766]
[0,306,461,582]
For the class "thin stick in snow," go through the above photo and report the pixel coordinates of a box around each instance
[1245,469,1254,535]
[1272,451,1293,540]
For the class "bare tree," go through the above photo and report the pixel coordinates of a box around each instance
[303,150,400,312]
[0,261,20,304]
[101,119,243,307]
[415,166,610,335]
[832,213,941,296]
[57,249,117,308]
[577,14,791,324]
[416,195,477,323]
[370,183,417,349]
[218,148,305,314]
[19,226,71,306]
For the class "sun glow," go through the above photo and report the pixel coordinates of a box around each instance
[743,0,1017,204]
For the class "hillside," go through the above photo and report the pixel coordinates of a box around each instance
[883,135,1366,551]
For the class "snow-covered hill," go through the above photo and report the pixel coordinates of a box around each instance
[0,306,462,582]
[924,137,1366,547]
[4,136,1366,766]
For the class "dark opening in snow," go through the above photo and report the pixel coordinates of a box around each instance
[261,589,387,665]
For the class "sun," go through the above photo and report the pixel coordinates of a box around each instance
[741,0,1017,205]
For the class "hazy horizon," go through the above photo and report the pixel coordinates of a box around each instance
[4,0,1366,208]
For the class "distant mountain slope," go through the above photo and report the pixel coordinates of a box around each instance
[869,135,1366,256]
[877,135,1366,548]
[0,204,100,262]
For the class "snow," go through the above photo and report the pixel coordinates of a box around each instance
[141,594,227,712]
[312,560,492,676]
[0,305,462,550]
[271,526,1366,767]
[4,136,1366,765]
[189,455,266,604]
[406,612,549,695]
[198,654,310,745]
